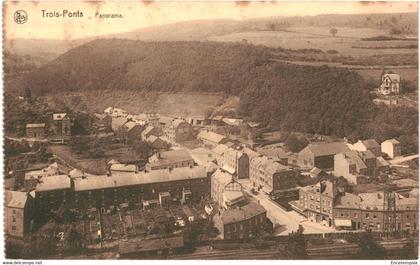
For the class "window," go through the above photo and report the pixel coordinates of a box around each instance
[12,226,16,231]
[365,213,369,219]
[12,210,16,214]
[354,213,358,218]
[12,217,15,222]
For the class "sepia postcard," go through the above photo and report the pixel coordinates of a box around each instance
[1,0,419,262]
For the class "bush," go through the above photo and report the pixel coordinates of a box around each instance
[326,49,339,54]
[285,133,309,153]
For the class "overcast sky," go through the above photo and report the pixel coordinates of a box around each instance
[4,1,418,40]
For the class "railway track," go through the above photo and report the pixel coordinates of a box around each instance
[170,247,283,260]
[307,243,360,259]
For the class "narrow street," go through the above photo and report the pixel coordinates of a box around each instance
[237,179,337,235]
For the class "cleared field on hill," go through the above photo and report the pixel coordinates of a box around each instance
[208,27,417,57]
[46,90,224,116]
[355,68,418,82]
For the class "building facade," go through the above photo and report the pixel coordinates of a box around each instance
[290,180,337,227]
[334,191,418,232]
[26,123,45,138]
[350,139,381,157]
[297,142,349,170]
[213,202,268,240]
[52,113,71,137]
[197,130,228,149]
[250,155,296,194]
[5,191,35,238]
[72,166,209,211]
[162,119,194,144]
[381,139,401,159]
[379,73,401,95]
[215,147,250,179]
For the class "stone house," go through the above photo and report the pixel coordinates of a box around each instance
[350,139,381,157]
[26,123,45,138]
[162,118,194,144]
[249,155,296,195]
[213,202,268,240]
[378,73,401,95]
[146,149,194,171]
[381,139,401,159]
[197,130,228,149]
[297,142,349,170]
[141,126,160,141]
[290,180,337,227]
[52,113,71,137]
[5,191,35,238]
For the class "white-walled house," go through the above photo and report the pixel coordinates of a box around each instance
[378,74,401,95]
[381,139,401,159]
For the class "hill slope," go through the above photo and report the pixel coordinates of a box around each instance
[14,39,373,133]
[6,39,417,152]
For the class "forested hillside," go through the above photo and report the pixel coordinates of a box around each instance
[7,39,418,152]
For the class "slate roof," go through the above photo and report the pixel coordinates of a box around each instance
[5,191,28,209]
[358,150,376,160]
[335,192,361,209]
[142,126,156,137]
[172,119,187,128]
[69,168,84,179]
[222,118,242,127]
[384,138,400,145]
[212,169,234,185]
[359,192,385,210]
[35,175,71,192]
[148,149,194,166]
[383,73,401,83]
[391,178,419,188]
[251,156,291,174]
[212,144,229,156]
[337,151,367,171]
[309,167,323,176]
[146,135,158,143]
[258,147,288,159]
[305,142,349,157]
[361,139,380,149]
[223,191,245,204]
[124,121,140,132]
[197,130,227,144]
[26,123,45,128]
[111,116,128,131]
[74,166,206,191]
[53,113,67,121]
[242,147,260,159]
[376,157,389,167]
[302,180,335,198]
[220,202,266,225]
